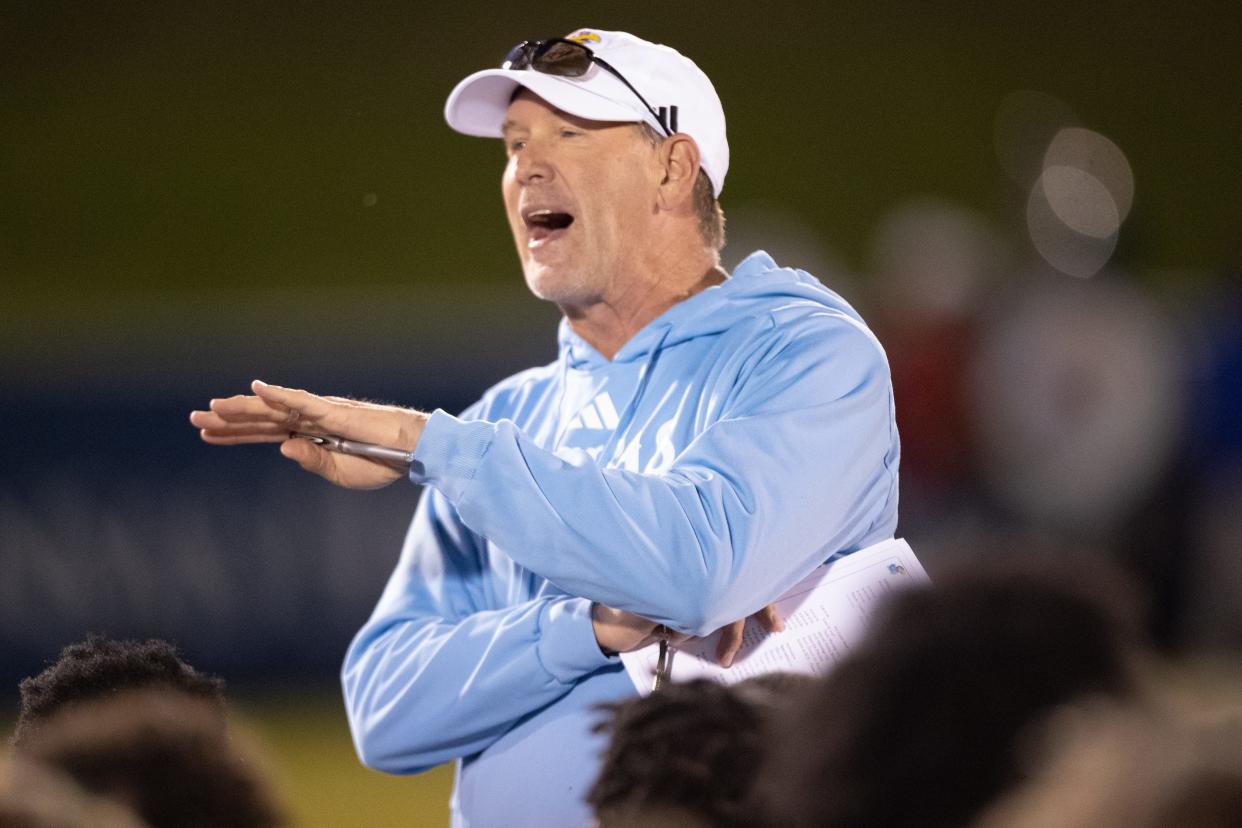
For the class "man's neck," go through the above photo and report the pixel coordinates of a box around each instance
[562,255,725,361]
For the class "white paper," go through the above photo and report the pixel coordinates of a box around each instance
[620,538,929,695]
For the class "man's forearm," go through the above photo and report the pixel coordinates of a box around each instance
[411,402,895,635]
[342,594,608,773]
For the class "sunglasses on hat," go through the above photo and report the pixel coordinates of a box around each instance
[502,38,677,136]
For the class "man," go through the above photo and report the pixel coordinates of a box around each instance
[190,28,899,826]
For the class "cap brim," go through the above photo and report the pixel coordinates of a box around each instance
[444,68,649,137]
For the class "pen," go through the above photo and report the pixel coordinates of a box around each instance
[291,432,415,467]
[652,627,672,693]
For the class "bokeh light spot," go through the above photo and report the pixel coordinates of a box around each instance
[1044,127,1134,221]
[1041,165,1121,239]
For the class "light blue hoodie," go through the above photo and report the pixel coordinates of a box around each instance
[341,251,900,826]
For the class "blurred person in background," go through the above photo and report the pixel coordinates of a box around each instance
[587,673,812,827]
[0,756,148,828]
[973,686,1242,827]
[755,556,1147,828]
[970,266,1186,640]
[866,197,999,537]
[14,689,284,828]
[190,27,899,826]
[11,634,225,747]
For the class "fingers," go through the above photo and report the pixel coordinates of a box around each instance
[667,630,694,647]
[631,630,665,652]
[198,428,290,445]
[251,380,336,422]
[191,399,303,444]
[189,404,293,444]
[190,381,328,427]
[716,618,745,668]
[713,605,783,669]
[190,381,341,445]
[756,603,785,633]
[192,380,426,457]
[191,409,287,431]
[200,393,289,423]
[279,435,332,475]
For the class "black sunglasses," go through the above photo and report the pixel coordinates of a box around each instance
[502,38,677,137]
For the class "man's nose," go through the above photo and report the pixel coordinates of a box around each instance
[514,141,554,185]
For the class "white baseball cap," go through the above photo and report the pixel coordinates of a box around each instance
[444,28,729,195]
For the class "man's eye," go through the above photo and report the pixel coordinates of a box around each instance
[560,129,580,138]
[507,139,526,153]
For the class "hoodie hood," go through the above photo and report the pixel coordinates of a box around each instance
[556,250,863,370]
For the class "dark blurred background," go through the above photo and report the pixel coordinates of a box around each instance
[2,2,1240,823]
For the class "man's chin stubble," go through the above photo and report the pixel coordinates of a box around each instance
[524,267,601,307]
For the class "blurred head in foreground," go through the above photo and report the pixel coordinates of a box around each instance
[588,674,812,827]
[13,634,225,747]
[974,693,1242,827]
[757,556,1147,828]
[0,756,147,828]
[15,690,284,828]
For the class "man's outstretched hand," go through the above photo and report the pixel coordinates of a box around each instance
[198,382,787,666]
[189,380,428,489]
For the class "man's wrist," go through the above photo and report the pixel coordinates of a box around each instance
[398,409,430,453]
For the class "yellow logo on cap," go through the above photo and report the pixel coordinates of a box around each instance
[566,30,601,44]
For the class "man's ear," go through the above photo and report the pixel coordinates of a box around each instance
[656,135,701,212]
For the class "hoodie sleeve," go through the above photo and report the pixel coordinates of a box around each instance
[340,485,612,774]
[410,312,900,636]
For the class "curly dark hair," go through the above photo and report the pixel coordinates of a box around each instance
[13,634,226,747]
[19,689,284,828]
[587,676,802,827]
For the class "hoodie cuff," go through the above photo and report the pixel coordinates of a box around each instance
[537,597,613,684]
[409,410,495,502]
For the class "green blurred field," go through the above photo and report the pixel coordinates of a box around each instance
[2,687,454,825]
[233,688,454,828]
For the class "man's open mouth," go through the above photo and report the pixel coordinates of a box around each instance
[524,209,575,245]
